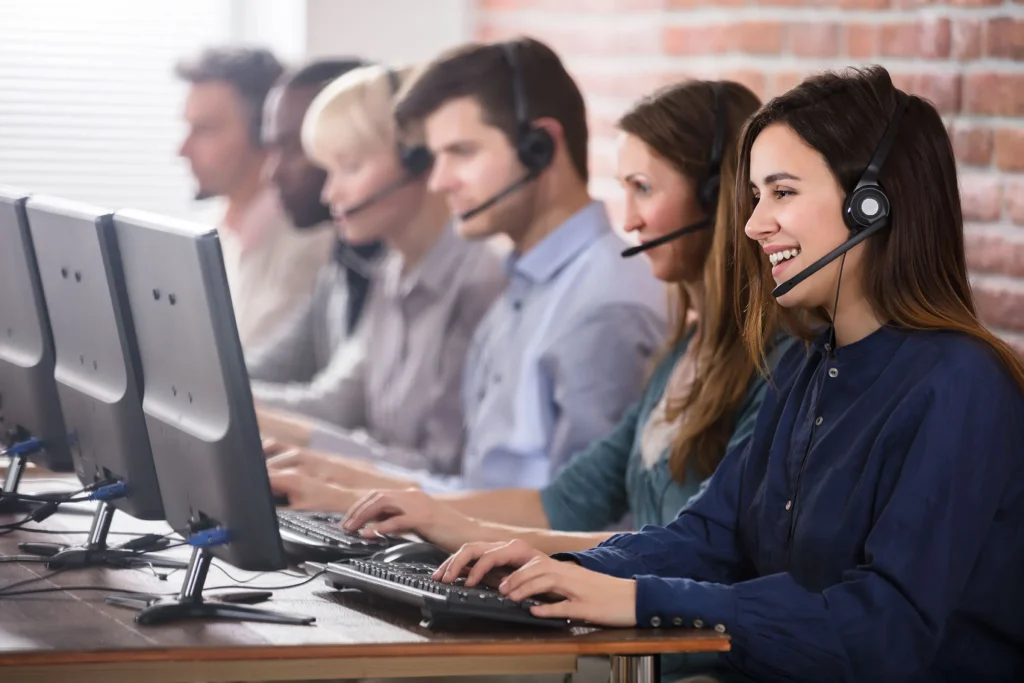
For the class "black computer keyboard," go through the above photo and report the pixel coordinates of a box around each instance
[277,510,395,561]
[320,558,573,629]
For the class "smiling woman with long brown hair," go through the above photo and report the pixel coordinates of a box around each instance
[435,65,1024,683]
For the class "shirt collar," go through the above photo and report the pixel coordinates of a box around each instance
[507,200,611,284]
[814,323,907,363]
[386,221,463,300]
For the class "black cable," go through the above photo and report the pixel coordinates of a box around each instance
[202,569,327,593]
[0,568,71,595]
[0,570,329,600]
[0,585,152,599]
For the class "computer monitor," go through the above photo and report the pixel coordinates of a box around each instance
[20,196,183,571]
[107,208,311,626]
[0,186,73,509]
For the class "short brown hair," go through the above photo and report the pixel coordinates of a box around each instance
[394,37,589,183]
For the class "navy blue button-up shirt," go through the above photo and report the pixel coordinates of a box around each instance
[565,325,1024,683]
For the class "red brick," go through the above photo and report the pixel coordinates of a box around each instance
[951,124,994,166]
[881,19,951,59]
[667,0,745,6]
[964,73,1024,116]
[740,21,785,54]
[791,23,841,58]
[974,285,1024,333]
[961,176,1004,223]
[966,232,1024,277]
[773,71,811,98]
[664,21,784,55]
[846,24,879,59]
[477,22,663,56]
[995,129,1024,172]
[663,24,734,55]
[719,70,768,101]
[952,19,983,60]
[893,72,961,115]
[574,70,684,100]
[838,0,891,7]
[986,18,1024,60]
[1008,179,1024,225]
[479,0,665,9]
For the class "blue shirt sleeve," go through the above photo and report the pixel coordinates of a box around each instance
[541,303,665,480]
[576,355,1024,683]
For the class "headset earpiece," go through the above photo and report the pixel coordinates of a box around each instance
[841,90,910,235]
[386,66,434,180]
[696,82,726,215]
[502,41,555,177]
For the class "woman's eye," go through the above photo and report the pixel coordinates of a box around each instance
[634,181,651,195]
[773,189,794,199]
[751,194,760,206]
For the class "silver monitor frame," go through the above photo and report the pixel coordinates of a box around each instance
[0,186,72,475]
[26,195,165,520]
[113,209,286,572]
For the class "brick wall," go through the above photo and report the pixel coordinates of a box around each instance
[474,0,1024,349]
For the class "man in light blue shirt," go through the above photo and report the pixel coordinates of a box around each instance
[267,38,666,502]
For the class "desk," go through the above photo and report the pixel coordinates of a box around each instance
[0,482,729,683]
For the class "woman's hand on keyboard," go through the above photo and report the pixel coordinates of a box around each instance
[344,488,480,551]
[433,539,638,627]
[434,539,546,589]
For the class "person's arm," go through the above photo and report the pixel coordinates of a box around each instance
[254,334,368,434]
[618,363,1022,683]
[245,283,319,384]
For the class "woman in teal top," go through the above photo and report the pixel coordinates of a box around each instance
[275,79,782,555]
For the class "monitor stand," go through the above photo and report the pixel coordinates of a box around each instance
[0,450,68,514]
[18,500,187,570]
[106,545,315,626]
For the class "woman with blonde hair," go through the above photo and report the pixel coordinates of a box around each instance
[255,64,506,478]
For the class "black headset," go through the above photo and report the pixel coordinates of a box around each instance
[502,41,556,177]
[771,90,911,298]
[841,90,910,235]
[698,82,726,213]
[386,68,434,179]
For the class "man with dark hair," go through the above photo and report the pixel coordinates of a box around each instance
[176,46,334,352]
[271,38,667,495]
[246,58,389,394]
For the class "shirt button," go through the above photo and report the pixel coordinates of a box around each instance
[828,368,838,378]
[650,616,661,627]
[714,624,727,633]
[785,500,792,511]
[814,416,823,426]
[693,618,704,628]
[672,617,683,626]
[512,300,522,311]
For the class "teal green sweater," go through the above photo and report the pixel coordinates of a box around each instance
[539,334,778,531]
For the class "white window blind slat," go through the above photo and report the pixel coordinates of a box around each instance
[0,0,236,221]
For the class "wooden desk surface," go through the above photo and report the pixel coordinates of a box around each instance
[0,482,729,682]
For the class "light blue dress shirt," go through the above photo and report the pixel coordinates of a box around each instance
[375,200,669,492]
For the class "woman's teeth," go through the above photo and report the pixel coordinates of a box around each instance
[769,249,801,266]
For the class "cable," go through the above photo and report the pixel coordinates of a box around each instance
[202,569,327,593]
[0,568,70,595]
[0,585,152,599]
[0,570,329,600]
